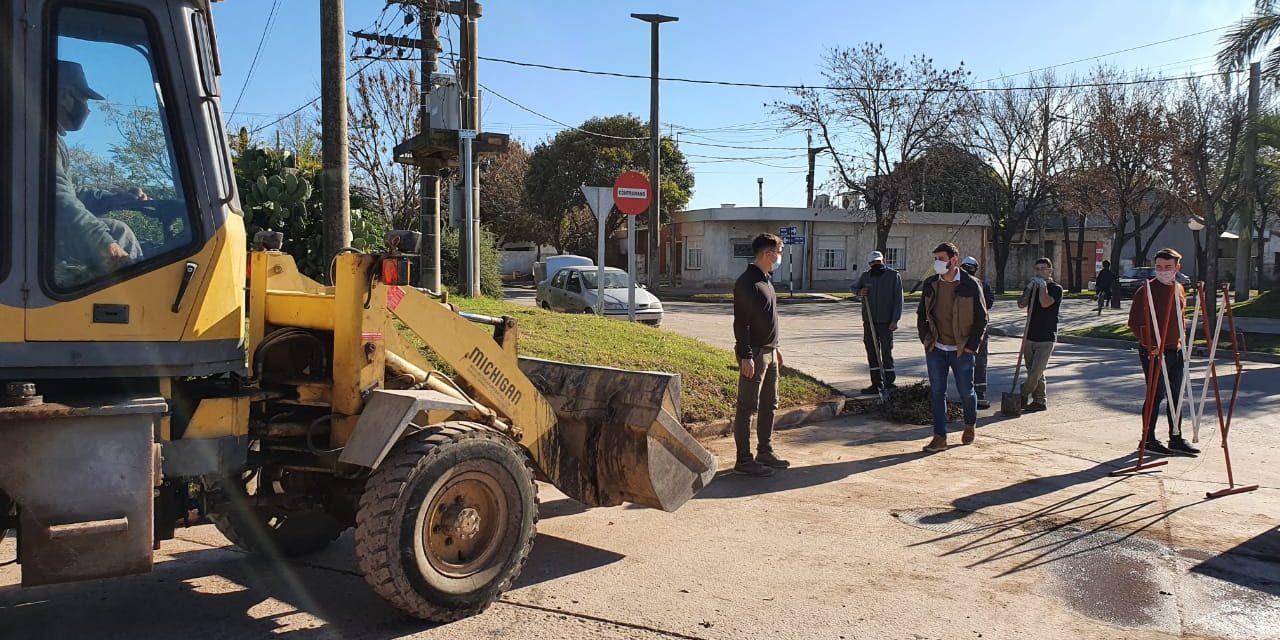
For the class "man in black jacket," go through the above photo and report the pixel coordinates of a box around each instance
[732,233,790,477]
[1095,260,1116,313]
[851,250,904,394]
[917,243,989,452]
[960,256,995,409]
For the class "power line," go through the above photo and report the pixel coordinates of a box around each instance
[477,54,1245,92]
[477,82,648,140]
[228,0,282,125]
[974,24,1230,85]
[249,58,381,135]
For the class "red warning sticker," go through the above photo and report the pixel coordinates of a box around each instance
[387,286,406,310]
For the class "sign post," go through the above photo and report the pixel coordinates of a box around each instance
[615,171,654,322]
[581,185,614,316]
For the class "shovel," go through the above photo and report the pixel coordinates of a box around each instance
[1000,293,1034,417]
[861,296,891,403]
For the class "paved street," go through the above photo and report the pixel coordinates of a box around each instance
[3,295,1278,639]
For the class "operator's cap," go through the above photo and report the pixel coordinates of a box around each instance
[866,250,884,263]
[57,61,104,100]
[960,256,979,268]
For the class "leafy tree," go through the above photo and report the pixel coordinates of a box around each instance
[524,115,693,261]
[440,227,503,297]
[773,43,970,251]
[1217,1,1280,81]
[477,140,539,246]
[892,144,1003,216]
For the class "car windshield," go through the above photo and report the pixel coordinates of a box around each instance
[581,271,632,290]
[1122,268,1155,279]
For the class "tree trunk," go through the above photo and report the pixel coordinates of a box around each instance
[1061,216,1077,292]
[1108,212,1129,309]
[1255,211,1269,291]
[1205,200,1220,322]
[1074,213,1089,293]
[993,235,1012,294]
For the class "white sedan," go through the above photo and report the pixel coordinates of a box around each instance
[535,266,663,326]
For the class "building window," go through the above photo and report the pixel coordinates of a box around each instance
[686,241,702,270]
[885,237,906,270]
[816,236,845,270]
[731,238,753,259]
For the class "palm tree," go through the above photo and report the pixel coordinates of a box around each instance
[1218,1,1280,81]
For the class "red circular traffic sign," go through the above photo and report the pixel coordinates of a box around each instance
[613,171,653,215]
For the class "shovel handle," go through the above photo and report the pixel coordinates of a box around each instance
[1009,304,1033,393]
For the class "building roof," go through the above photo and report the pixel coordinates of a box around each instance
[675,206,987,227]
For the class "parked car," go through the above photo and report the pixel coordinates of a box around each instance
[1117,267,1194,298]
[536,266,663,326]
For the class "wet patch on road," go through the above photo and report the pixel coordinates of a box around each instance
[891,507,1280,638]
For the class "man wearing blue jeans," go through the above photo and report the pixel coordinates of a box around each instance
[916,242,989,452]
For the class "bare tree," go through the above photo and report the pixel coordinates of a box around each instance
[1170,77,1246,317]
[773,43,970,250]
[348,65,420,229]
[964,73,1079,291]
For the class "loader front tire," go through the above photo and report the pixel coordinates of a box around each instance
[355,422,537,621]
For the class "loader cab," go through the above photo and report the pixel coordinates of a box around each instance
[0,0,246,380]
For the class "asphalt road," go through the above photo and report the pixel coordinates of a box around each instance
[3,295,1278,639]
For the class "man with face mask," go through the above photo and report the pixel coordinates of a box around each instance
[53,60,144,284]
[916,242,988,452]
[731,233,790,476]
[851,250,904,394]
[959,256,995,409]
[1126,248,1199,456]
[1016,258,1063,413]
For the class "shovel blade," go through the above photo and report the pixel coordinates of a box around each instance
[1000,392,1023,417]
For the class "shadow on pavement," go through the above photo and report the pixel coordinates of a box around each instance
[695,450,930,500]
[1191,526,1280,597]
[0,530,624,639]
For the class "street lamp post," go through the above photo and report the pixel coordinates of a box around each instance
[631,12,677,291]
[1188,216,1206,285]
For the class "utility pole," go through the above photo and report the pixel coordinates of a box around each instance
[420,2,442,292]
[457,1,482,296]
[1237,62,1260,302]
[757,177,764,207]
[320,0,351,267]
[632,13,677,291]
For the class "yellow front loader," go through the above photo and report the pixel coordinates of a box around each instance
[0,0,714,621]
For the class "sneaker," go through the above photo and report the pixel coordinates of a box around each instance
[860,385,882,395]
[1143,440,1173,456]
[756,451,791,469]
[976,398,991,410]
[961,424,976,445]
[1025,402,1047,413]
[1167,437,1200,457]
[733,459,775,477]
[922,435,948,453]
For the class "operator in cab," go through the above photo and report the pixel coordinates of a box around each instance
[53,60,144,283]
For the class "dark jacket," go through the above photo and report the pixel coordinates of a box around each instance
[732,263,779,360]
[979,279,994,311]
[1095,268,1116,291]
[916,269,989,353]
[851,266,904,324]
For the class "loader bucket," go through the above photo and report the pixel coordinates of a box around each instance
[518,357,716,512]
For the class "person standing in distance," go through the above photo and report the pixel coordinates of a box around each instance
[959,256,995,409]
[851,250,904,395]
[1095,260,1117,314]
[732,233,791,476]
[917,243,988,452]
[1017,258,1063,413]
[1126,248,1200,457]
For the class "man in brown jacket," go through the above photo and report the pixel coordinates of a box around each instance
[916,242,989,452]
[1127,248,1199,457]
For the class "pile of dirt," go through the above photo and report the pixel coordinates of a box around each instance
[843,381,964,425]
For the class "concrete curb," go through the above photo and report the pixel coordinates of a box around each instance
[661,295,847,305]
[686,395,847,441]
[1016,333,1280,365]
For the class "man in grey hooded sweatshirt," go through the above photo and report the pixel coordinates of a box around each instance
[851,250,904,394]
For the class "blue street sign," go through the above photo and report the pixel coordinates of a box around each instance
[785,236,805,245]
[779,226,798,237]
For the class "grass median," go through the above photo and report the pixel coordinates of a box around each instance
[1063,322,1280,355]
[442,298,836,424]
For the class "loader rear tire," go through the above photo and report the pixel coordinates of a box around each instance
[207,472,346,558]
[355,422,537,621]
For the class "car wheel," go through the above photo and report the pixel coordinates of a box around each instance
[583,308,595,315]
[541,302,550,311]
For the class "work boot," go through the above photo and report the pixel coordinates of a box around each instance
[884,382,898,390]
[1167,437,1201,457]
[756,450,791,469]
[861,385,881,395]
[961,424,976,445]
[922,435,948,453]
[1143,440,1173,456]
[1025,401,1047,413]
[976,398,991,410]
[734,459,775,477]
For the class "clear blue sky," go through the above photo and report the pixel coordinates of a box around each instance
[211,0,1252,211]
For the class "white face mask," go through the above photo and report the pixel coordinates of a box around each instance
[1154,270,1177,285]
[933,259,950,275]
[772,253,783,271]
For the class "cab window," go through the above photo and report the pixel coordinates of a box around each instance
[45,5,197,293]
[550,270,567,289]
[566,272,582,294]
